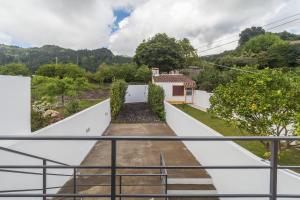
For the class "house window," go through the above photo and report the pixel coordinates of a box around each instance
[173,86,184,96]
[186,88,193,96]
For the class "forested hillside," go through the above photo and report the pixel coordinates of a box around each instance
[0,44,131,72]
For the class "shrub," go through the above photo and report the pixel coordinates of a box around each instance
[65,100,80,116]
[148,83,165,120]
[110,79,128,119]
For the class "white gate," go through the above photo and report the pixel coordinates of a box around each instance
[125,85,148,103]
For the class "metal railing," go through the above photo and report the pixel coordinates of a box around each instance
[0,135,299,199]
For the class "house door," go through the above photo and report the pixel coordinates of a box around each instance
[185,88,193,104]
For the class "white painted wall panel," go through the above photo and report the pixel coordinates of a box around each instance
[165,102,300,200]
[0,99,111,199]
[155,82,185,102]
[194,90,212,110]
[125,85,148,103]
[0,75,31,135]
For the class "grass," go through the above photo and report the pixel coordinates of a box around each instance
[176,104,300,173]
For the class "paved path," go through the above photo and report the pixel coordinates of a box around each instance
[55,123,218,200]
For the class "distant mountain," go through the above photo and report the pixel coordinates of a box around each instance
[0,44,132,72]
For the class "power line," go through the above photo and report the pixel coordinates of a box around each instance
[207,62,258,74]
[196,12,300,50]
[198,16,300,54]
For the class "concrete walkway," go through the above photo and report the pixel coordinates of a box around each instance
[55,123,218,200]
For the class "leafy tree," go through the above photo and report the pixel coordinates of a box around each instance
[267,43,300,68]
[209,69,300,150]
[193,67,238,92]
[276,31,300,41]
[135,65,152,83]
[178,38,200,66]
[0,63,30,76]
[36,63,85,78]
[134,33,185,72]
[239,26,265,46]
[32,76,89,107]
[243,33,285,54]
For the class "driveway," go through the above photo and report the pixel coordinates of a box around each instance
[54,123,218,200]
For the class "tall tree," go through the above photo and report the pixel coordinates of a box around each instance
[239,26,265,46]
[178,38,199,66]
[134,33,185,72]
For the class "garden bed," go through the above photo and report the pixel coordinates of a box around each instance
[114,103,162,123]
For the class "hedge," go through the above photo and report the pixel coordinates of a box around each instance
[148,83,165,120]
[110,79,128,119]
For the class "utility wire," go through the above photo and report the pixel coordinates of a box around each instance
[206,62,259,74]
[198,16,300,54]
[196,12,300,49]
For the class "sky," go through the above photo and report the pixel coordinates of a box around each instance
[0,0,299,56]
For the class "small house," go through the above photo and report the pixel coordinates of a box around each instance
[152,68,196,104]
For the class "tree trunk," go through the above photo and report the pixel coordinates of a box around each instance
[61,94,65,107]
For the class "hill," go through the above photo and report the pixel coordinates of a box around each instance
[0,44,131,72]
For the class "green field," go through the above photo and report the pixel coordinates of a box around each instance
[176,104,300,173]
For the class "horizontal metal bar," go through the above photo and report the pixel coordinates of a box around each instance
[0,193,275,198]
[0,169,72,176]
[0,193,299,198]
[278,166,300,169]
[0,135,299,141]
[0,146,69,166]
[117,165,271,169]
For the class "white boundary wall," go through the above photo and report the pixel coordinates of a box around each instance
[125,85,148,103]
[165,102,300,200]
[0,99,111,199]
[0,75,31,136]
[193,90,213,110]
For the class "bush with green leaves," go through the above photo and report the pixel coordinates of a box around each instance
[64,100,80,116]
[0,63,31,76]
[110,79,128,119]
[148,83,165,120]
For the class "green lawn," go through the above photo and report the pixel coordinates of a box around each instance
[176,104,300,172]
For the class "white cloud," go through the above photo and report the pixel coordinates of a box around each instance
[0,0,299,55]
[109,0,300,56]
[0,0,144,49]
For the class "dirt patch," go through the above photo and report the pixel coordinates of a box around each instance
[114,103,161,123]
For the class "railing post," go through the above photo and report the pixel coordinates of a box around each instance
[165,174,168,200]
[111,139,117,200]
[73,168,77,200]
[270,140,278,200]
[119,175,122,200]
[42,159,47,200]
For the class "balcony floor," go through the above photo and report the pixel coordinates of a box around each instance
[54,123,218,200]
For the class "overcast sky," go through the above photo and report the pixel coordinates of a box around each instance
[0,0,299,56]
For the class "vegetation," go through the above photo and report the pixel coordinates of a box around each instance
[96,63,151,83]
[176,104,300,172]
[32,76,90,107]
[134,33,200,72]
[36,63,85,78]
[193,66,239,92]
[0,63,31,76]
[209,69,300,150]
[148,83,165,120]
[110,79,128,119]
[0,44,131,72]
[239,26,265,46]
[204,28,300,70]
